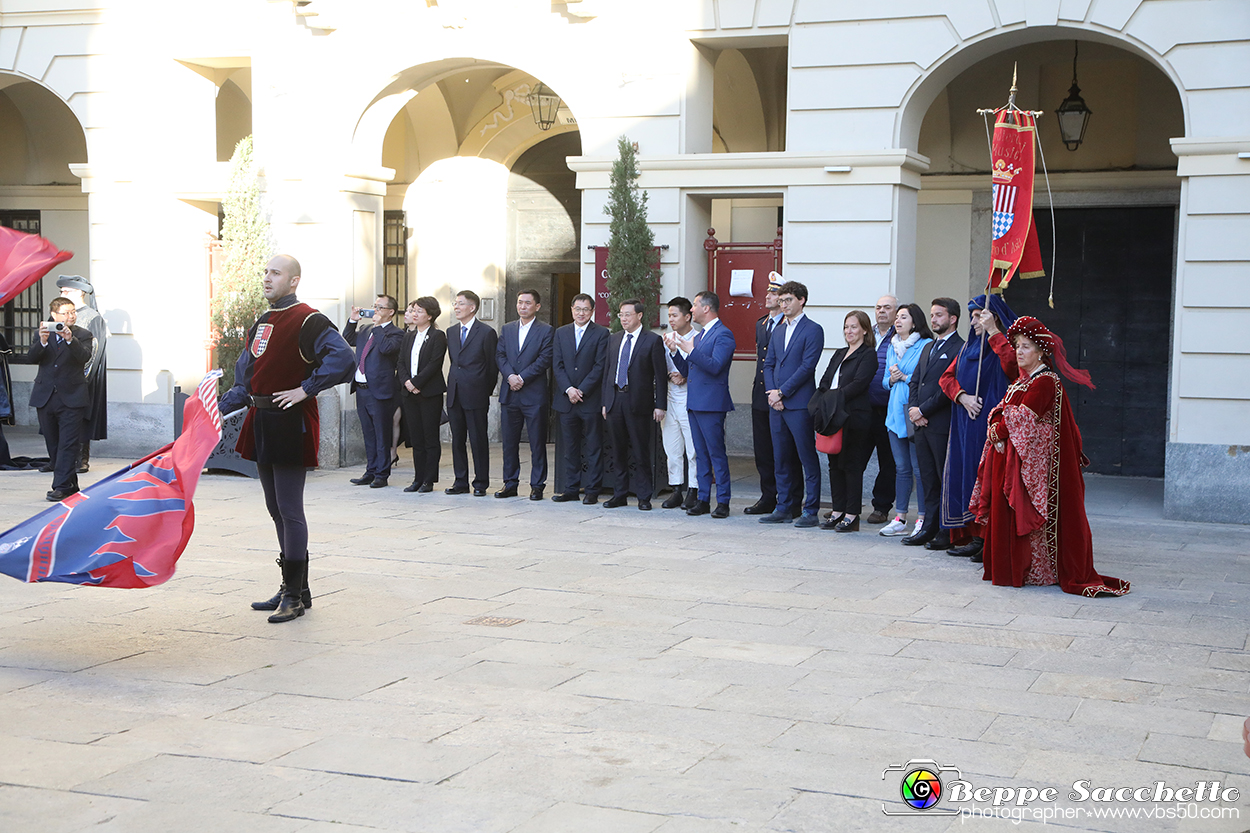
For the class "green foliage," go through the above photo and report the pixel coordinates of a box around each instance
[211,136,272,389]
[603,136,661,331]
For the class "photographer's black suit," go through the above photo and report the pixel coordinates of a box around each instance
[28,324,93,495]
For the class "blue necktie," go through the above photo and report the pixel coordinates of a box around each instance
[616,333,633,388]
[461,325,468,347]
[695,329,704,348]
[575,327,583,351]
[776,320,789,354]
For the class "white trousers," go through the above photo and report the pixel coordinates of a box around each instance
[661,392,696,486]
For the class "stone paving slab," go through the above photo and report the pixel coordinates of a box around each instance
[0,438,1247,831]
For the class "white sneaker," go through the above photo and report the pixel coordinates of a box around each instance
[911,518,924,537]
[879,516,908,536]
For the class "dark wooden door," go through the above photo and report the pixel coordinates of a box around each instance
[1006,207,1173,477]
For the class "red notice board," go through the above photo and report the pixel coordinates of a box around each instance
[708,245,781,360]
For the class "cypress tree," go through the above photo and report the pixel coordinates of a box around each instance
[604,136,661,330]
[211,136,272,389]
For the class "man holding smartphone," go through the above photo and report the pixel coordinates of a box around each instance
[28,297,93,501]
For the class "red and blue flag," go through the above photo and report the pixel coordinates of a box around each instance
[0,371,223,587]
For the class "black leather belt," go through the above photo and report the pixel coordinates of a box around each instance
[251,394,279,409]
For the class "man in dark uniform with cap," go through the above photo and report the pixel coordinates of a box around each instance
[746,273,785,515]
[219,254,354,623]
[56,274,107,472]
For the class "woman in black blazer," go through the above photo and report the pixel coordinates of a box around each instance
[817,310,877,532]
[398,296,448,493]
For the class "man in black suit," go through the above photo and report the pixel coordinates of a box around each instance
[602,299,667,510]
[496,288,554,500]
[551,293,608,504]
[904,297,965,549]
[747,273,785,515]
[343,294,403,488]
[446,289,499,496]
[28,297,93,501]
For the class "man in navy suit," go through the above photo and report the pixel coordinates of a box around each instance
[551,293,608,504]
[602,299,667,510]
[446,289,499,496]
[904,298,965,549]
[343,295,403,488]
[748,274,785,515]
[760,281,824,527]
[28,297,93,501]
[676,291,735,519]
[496,288,554,500]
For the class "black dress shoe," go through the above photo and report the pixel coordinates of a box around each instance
[582,493,599,505]
[46,489,75,502]
[495,485,519,498]
[418,482,433,493]
[529,487,544,501]
[552,491,579,503]
[686,500,710,516]
[743,499,776,515]
[925,538,951,551]
[473,488,487,497]
[948,537,984,557]
[661,489,685,509]
[38,464,54,473]
[902,531,934,546]
[403,481,422,493]
[370,478,389,489]
[711,503,729,519]
[638,499,652,511]
[682,491,697,511]
[350,474,375,486]
[969,550,983,564]
[604,494,628,508]
[445,485,469,495]
[834,516,860,533]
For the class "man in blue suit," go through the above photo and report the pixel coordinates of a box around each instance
[676,290,735,519]
[343,294,403,488]
[760,281,824,527]
[446,289,499,496]
[496,288,554,500]
[551,293,609,504]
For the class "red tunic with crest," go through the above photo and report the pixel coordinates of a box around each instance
[970,368,1129,597]
[237,303,322,467]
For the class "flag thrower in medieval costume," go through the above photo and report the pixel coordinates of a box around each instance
[0,371,224,588]
[0,226,73,306]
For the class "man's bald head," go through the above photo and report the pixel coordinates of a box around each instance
[263,255,302,303]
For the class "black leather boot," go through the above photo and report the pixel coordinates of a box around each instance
[268,558,307,623]
[252,555,312,611]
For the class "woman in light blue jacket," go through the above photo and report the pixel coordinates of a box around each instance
[880,303,932,537]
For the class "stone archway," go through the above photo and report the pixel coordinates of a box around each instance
[351,59,579,331]
[903,34,1186,478]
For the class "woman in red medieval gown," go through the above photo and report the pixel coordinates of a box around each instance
[969,316,1129,597]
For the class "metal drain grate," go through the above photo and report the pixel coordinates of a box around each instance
[464,616,524,627]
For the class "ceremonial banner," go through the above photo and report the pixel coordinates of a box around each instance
[987,110,1045,291]
[0,371,224,587]
[0,226,73,307]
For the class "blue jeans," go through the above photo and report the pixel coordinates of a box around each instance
[888,429,924,516]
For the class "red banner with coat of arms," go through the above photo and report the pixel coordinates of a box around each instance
[987,110,1045,292]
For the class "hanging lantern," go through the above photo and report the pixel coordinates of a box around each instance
[1055,42,1092,151]
[527,83,562,131]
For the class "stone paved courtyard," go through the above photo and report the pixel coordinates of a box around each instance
[0,429,1247,832]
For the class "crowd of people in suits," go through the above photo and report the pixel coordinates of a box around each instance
[339,277,1026,566]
